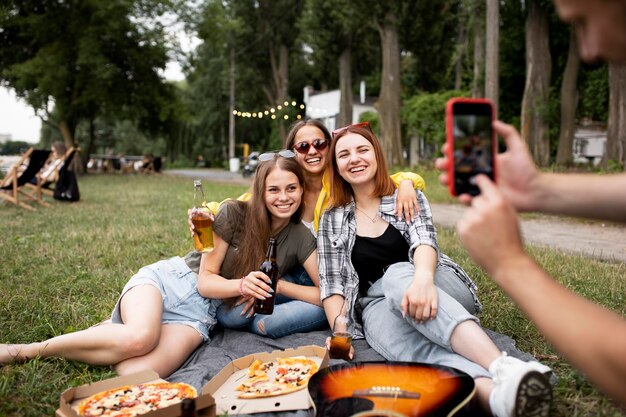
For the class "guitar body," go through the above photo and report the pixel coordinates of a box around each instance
[308,362,475,417]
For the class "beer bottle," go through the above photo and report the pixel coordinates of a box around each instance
[191,179,214,252]
[254,238,279,315]
[180,398,197,417]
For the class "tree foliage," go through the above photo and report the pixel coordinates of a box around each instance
[0,0,180,158]
[402,90,468,149]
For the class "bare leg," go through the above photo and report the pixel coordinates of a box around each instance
[475,377,495,415]
[115,324,203,378]
[450,320,502,370]
[0,285,162,365]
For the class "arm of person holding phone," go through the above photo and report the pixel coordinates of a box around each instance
[457,175,626,405]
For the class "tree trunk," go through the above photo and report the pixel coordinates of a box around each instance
[265,42,290,143]
[58,118,84,173]
[338,44,353,127]
[520,0,551,167]
[605,64,626,168]
[556,29,580,166]
[485,0,499,113]
[277,44,289,142]
[454,4,467,91]
[228,48,236,160]
[376,10,403,166]
[472,0,485,98]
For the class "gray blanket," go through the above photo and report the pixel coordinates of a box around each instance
[167,327,537,417]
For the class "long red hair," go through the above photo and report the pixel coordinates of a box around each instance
[328,125,395,208]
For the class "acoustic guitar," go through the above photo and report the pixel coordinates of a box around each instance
[308,362,476,417]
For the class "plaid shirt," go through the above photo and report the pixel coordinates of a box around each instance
[317,189,481,339]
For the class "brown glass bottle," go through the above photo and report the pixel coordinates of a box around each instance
[254,238,279,315]
[180,398,197,417]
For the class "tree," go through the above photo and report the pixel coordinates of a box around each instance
[471,0,485,98]
[299,0,361,127]
[520,0,552,166]
[0,0,179,169]
[485,0,499,113]
[376,7,403,165]
[257,0,305,142]
[556,29,580,166]
[605,64,626,169]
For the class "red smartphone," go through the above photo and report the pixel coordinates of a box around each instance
[445,98,496,196]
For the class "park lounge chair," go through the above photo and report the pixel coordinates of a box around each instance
[27,147,78,197]
[0,148,52,211]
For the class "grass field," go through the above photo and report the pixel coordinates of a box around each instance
[0,172,625,416]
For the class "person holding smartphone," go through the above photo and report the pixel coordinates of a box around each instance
[436,0,626,406]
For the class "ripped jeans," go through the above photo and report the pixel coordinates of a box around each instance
[216,265,328,338]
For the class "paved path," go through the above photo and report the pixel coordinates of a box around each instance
[431,204,626,263]
[166,169,626,263]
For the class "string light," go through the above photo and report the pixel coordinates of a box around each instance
[232,100,314,121]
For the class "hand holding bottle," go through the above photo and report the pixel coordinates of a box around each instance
[191,179,214,252]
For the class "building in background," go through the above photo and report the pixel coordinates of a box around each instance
[303,81,377,132]
[573,121,606,166]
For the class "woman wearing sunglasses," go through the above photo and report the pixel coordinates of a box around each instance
[196,153,327,338]
[318,124,553,417]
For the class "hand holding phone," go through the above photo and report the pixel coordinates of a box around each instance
[445,98,496,196]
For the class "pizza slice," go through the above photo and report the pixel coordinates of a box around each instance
[237,381,305,399]
[275,357,319,387]
[235,373,270,392]
[75,382,196,417]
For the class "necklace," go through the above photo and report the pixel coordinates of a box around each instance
[355,206,377,223]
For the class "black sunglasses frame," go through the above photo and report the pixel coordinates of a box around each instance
[292,138,329,154]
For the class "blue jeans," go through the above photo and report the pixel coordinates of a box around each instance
[360,262,490,379]
[216,265,328,338]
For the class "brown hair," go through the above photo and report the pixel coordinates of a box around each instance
[283,119,332,150]
[229,156,305,285]
[328,125,395,208]
[52,141,67,157]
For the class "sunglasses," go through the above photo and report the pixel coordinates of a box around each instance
[258,149,295,162]
[331,122,372,140]
[291,138,329,154]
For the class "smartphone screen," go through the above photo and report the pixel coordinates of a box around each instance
[450,101,494,196]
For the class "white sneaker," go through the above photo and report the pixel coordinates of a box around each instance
[488,352,552,417]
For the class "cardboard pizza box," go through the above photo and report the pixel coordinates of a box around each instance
[202,344,328,415]
[55,369,216,417]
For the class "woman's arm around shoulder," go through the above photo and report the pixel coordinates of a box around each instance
[391,172,426,223]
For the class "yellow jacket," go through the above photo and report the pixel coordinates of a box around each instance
[206,171,426,233]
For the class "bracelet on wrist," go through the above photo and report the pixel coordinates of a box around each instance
[239,276,246,296]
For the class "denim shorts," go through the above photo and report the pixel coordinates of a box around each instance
[111,256,218,341]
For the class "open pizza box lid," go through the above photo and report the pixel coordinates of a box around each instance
[56,370,216,417]
[202,344,328,415]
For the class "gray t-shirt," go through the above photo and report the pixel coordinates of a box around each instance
[184,201,316,279]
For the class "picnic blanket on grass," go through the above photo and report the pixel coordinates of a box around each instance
[167,326,540,417]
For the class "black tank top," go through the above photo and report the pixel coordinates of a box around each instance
[352,224,410,297]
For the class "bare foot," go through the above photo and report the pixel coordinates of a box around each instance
[0,344,28,363]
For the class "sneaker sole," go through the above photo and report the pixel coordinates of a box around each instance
[514,371,552,417]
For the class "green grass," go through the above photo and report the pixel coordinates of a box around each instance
[1,173,625,416]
